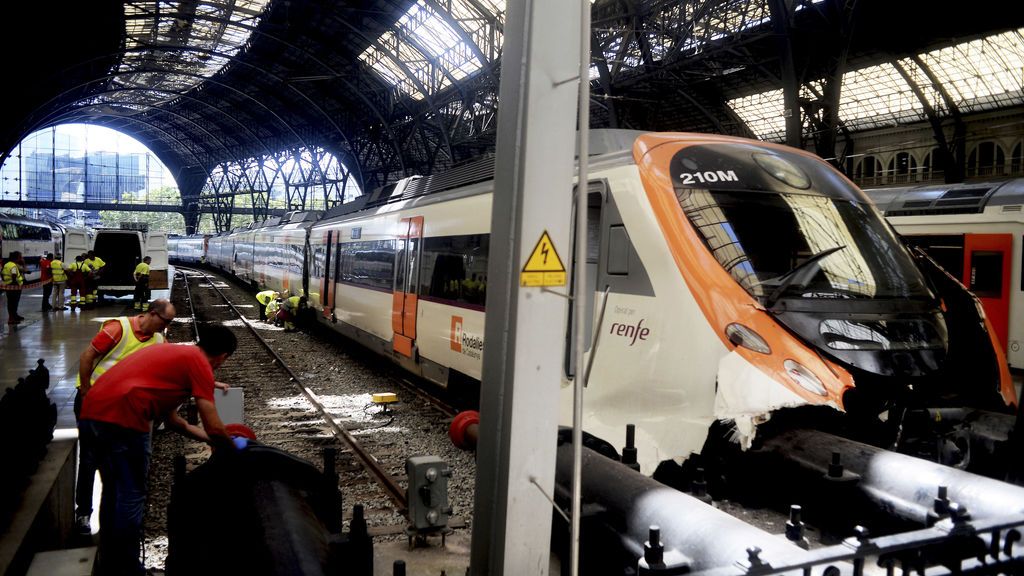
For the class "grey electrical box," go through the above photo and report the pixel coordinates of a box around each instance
[405,456,452,531]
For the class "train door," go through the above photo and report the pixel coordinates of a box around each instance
[320,230,335,318]
[963,233,1013,351]
[565,181,656,376]
[392,216,423,358]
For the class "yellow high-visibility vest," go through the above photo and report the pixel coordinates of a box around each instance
[51,259,67,283]
[76,317,164,389]
[2,261,23,286]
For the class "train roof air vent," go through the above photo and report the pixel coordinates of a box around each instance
[887,186,993,216]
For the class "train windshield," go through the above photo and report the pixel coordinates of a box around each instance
[677,189,933,302]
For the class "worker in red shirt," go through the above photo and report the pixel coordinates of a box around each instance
[40,252,53,312]
[73,299,176,535]
[79,324,237,576]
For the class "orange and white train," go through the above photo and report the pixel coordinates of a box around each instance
[178,131,1015,477]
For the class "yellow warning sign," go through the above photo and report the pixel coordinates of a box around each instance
[520,230,567,287]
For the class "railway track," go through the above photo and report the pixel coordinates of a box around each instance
[163,266,476,537]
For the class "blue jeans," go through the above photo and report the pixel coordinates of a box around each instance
[80,420,151,576]
[74,390,96,517]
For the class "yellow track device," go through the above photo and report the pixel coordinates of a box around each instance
[372,392,398,404]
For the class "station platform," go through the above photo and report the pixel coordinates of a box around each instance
[0,292,162,431]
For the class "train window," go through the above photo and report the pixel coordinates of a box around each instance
[607,226,629,275]
[678,189,932,301]
[338,240,396,291]
[1,223,50,241]
[419,234,489,308]
[969,251,1003,298]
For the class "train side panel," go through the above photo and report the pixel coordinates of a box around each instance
[254,227,307,297]
[559,164,730,470]
[882,213,1024,369]
[233,230,256,284]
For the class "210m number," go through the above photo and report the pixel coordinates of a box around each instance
[678,170,739,184]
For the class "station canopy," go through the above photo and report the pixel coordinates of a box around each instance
[2,0,1022,210]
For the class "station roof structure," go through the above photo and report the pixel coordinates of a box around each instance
[2,0,1023,219]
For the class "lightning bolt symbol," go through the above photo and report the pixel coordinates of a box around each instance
[541,242,549,265]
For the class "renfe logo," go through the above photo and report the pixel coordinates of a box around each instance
[450,316,463,352]
[610,318,650,346]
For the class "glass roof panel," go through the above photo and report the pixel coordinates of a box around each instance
[98,1,270,109]
[916,29,1024,113]
[728,89,785,141]
[729,28,1024,141]
[358,0,505,99]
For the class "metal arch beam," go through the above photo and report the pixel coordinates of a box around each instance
[329,18,456,164]
[658,0,723,66]
[39,98,243,171]
[663,71,731,133]
[800,0,858,165]
[11,68,323,187]
[892,59,964,184]
[77,86,280,162]
[46,110,212,178]
[20,78,313,224]
[118,42,356,188]
[909,55,966,183]
[8,50,338,194]
[120,8,403,175]
[590,30,619,128]
[41,109,217,216]
[767,0,802,147]
[420,0,501,86]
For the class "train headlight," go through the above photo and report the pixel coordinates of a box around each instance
[725,323,771,354]
[784,359,827,396]
[752,153,811,190]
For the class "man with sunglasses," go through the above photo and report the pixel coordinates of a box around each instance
[73,299,176,535]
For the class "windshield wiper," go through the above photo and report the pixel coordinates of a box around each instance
[763,245,847,309]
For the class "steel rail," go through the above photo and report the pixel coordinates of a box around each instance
[175,267,202,343]
[175,265,409,511]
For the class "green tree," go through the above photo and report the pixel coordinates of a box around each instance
[99,186,185,233]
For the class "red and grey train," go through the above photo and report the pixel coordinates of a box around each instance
[170,131,1018,481]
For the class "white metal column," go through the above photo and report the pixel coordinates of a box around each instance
[469,0,582,572]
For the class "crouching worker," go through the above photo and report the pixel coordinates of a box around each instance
[266,297,282,326]
[255,289,279,322]
[78,324,237,576]
[276,293,305,332]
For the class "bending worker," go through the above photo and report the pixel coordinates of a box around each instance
[73,299,176,535]
[255,288,279,322]
[78,323,236,576]
[133,256,152,310]
[277,292,305,332]
[83,250,106,308]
